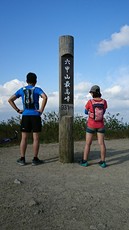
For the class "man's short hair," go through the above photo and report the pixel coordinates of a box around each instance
[26,72,37,84]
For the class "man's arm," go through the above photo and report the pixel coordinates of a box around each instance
[37,93,48,114]
[8,95,22,113]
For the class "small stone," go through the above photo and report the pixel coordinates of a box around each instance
[90,226,97,230]
[29,199,39,207]
[14,179,22,184]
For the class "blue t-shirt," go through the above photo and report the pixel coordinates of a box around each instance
[15,85,45,116]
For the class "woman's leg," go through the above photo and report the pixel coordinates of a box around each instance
[83,132,93,161]
[97,132,106,162]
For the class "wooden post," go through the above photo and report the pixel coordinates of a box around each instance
[59,35,74,163]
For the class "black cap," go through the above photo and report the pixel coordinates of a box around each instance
[89,85,100,93]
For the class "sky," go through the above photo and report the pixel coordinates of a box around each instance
[1,0,129,123]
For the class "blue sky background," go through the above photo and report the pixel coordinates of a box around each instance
[1,0,129,122]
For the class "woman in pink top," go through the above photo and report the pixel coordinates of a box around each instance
[80,85,108,168]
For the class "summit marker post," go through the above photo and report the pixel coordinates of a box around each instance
[59,35,74,163]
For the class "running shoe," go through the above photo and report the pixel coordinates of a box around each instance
[32,157,44,166]
[99,161,107,168]
[80,159,89,167]
[17,157,26,166]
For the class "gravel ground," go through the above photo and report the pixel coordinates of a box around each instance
[0,139,129,230]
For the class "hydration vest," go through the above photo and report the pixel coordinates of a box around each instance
[23,87,35,109]
[89,99,105,121]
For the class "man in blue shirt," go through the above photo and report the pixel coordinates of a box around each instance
[8,72,48,166]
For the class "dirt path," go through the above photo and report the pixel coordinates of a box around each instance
[0,139,129,230]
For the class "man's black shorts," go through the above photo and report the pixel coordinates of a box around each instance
[21,116,42,132]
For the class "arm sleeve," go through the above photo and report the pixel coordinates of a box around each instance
[14,88,22,98]
[85,109,88,115]
[84,100,91,115]
[104,100,108,112]
[36,87,45,96]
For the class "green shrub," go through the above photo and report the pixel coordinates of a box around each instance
[73,115,86,141]
[104,112,129,139]
[41,112,59,143]
[0,112,129,146]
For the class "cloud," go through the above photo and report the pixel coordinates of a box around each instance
[45,91,59,111]
[104,85,122,97]
[1,73,129,123]
[0,79,25,109]
[74,81,91,92]
[3,79,25,92]
[0,80,59,120]
[98,25,129,54]
[74,67,129,122]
